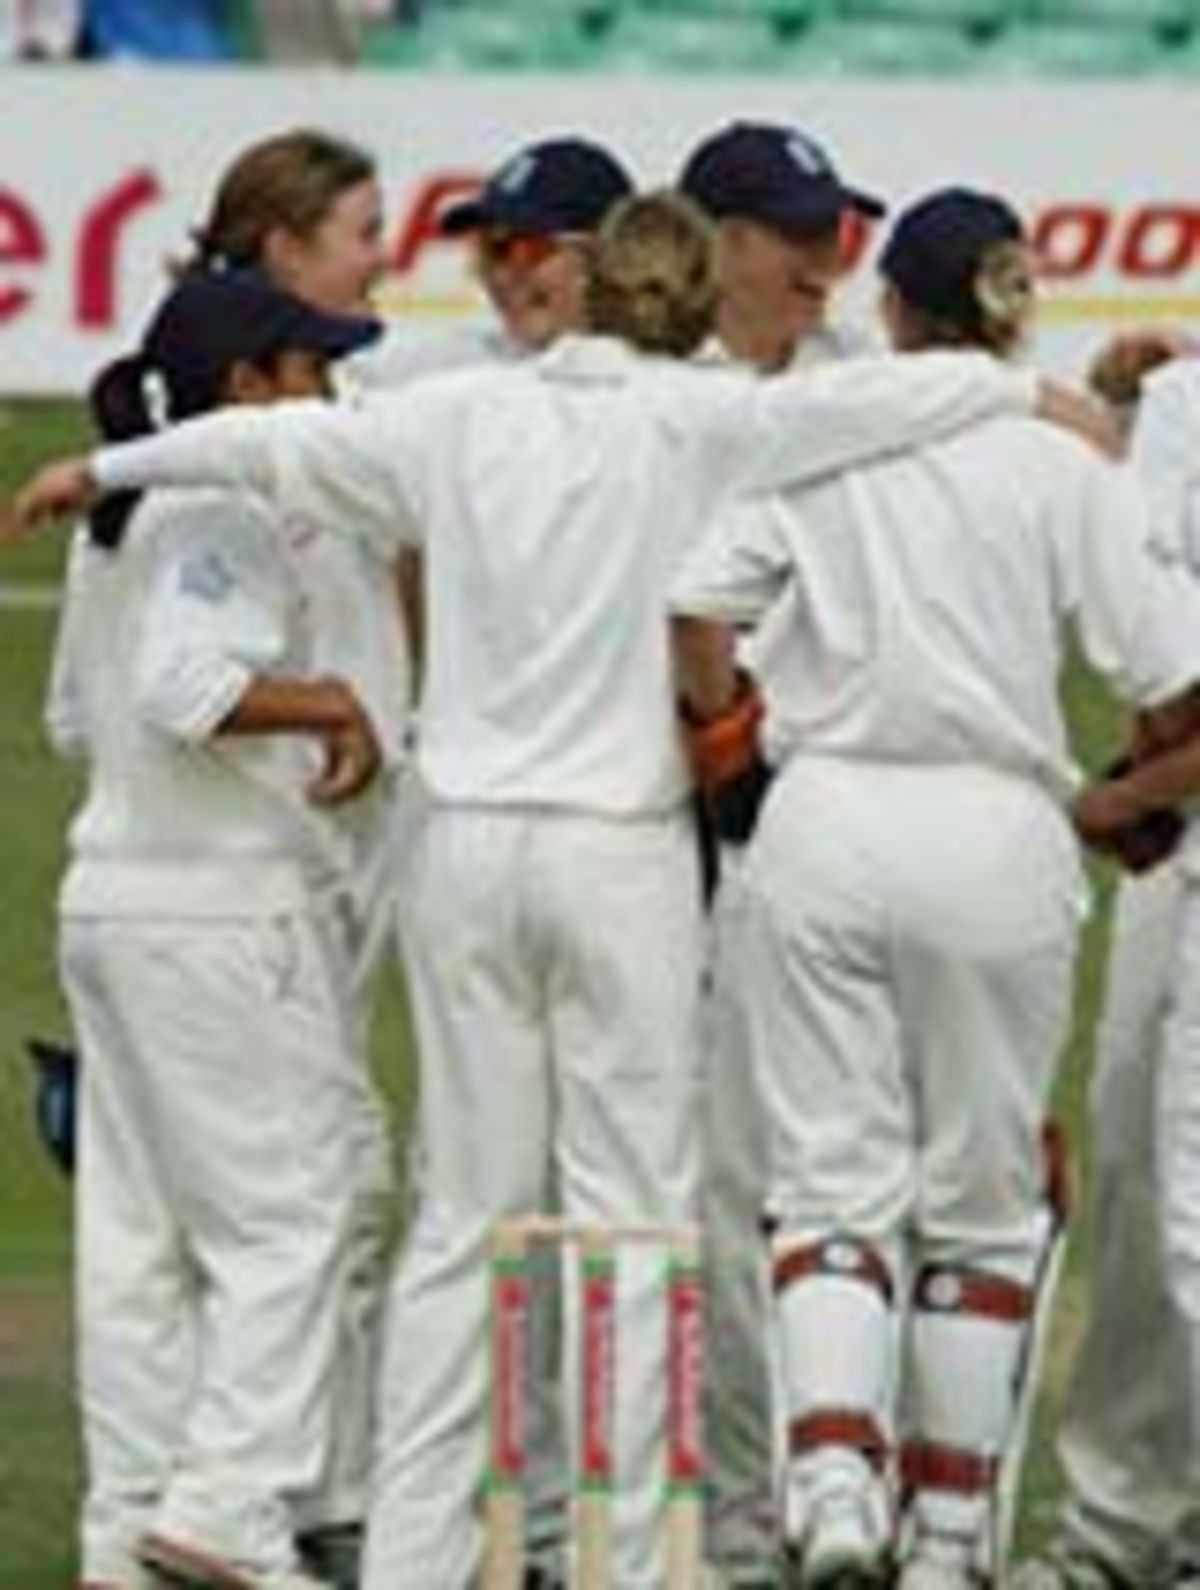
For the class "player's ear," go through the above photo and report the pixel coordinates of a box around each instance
[259,222,304,285]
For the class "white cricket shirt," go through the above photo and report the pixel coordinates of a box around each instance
[1126,358,1200,873]
[92,337,1039,816]
[50,488,366,916]
[671,411,1200,801]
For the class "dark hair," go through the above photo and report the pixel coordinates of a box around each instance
[881,188,1034,356]
[887,241,1035,357]
[86,341,297,549]
[86,354,158,549]
[85,266,378,547]
[586,191,717,359]
[184,127,376,273]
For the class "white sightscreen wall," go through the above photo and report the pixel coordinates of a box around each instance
[0,67,1197,391]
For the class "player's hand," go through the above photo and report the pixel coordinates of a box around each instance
[1073,771,1185,873]
[11,457,99,532]
[1035,381,1123,459]
[1072,777,1143,847]
[308,680,382,807]
[1088,328,1194,409]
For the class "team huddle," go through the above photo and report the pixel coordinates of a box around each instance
[9,116,1200,1590]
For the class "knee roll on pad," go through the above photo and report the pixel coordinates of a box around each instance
[911,1264,1033,1325]
[773,1236,896,1306]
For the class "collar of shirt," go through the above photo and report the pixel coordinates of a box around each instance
[535,332,655,386]
[694,319,875,374]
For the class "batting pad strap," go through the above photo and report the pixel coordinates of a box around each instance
[901,1438,998,1496]
[912,1265,1033,1323]
[772,1237,894,1304]
[790,1408,889,1472]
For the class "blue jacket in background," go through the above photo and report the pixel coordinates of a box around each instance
[83,0,233,60]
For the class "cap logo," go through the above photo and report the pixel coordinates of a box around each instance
[786,133,831,178]
[496,151,537,196]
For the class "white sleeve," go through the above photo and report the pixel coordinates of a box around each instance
[669,498,793,624]
[43,529,92,760]
[1129,361,1200,573]
[685,351,1039,496]
[132,498,289,743]
[92,397,424,563]
[1060,454,1200,708]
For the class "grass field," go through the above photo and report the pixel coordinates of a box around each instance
[0,398,1124,1585]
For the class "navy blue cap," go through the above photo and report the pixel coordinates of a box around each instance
[440,137,634,238]
[880,187,1024,327]
[680,122,885,236]
[136,269,381,419]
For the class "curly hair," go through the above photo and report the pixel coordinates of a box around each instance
[586,191,717,359]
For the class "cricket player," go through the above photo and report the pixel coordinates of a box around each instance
[41,269,391,1590]
[679,118,885,1590]
[178,130,634,1590]
[1013,354,1200,1590]
[388,133,637,1590]
[671,189,1200,1590]
[17,190,1087,1588]
[350,134,634,389]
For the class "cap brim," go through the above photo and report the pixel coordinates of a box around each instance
[439,198,488,236]
[439,192,564,239]
[843,185,887,221]
[720,181,887,237]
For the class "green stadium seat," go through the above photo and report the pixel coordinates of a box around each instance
[781,11,987,69]
[362,3,606,69]
[360,0,1196,74]
[1033,0,1193,25]
[1155,24,1200,63]
[841,0,1008,37]
[596,9,783,69]
[974,16,1169,70]
[360,19,429,65]
[642,0,823,24]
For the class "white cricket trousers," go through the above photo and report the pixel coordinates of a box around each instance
[1056,863,1198,1585]
[701,853,779,1585]
[735,759,1084,1547]
[1155,866,1200,1515]
[62,902,368,1583]
[364,803,704,1590]
[294,791,400,1540]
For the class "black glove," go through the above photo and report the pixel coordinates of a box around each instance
[1092,755,1185,875]
[709,753,775,847]
[26,1037,78,1176]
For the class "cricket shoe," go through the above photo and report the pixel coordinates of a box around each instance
[77,1553,157,1589]
[296,1524,360,1590]
[522,1571,566,1590]
[1008,1543,1135,1590]
[788,1489,889,1589]
[139,1531,330,1590]
[895,1555,987,1589]
[78,1579,154,1590]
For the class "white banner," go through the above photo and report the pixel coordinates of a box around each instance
[2,66,1199,390]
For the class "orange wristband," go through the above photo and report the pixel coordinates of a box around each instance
[683,675,765,792]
